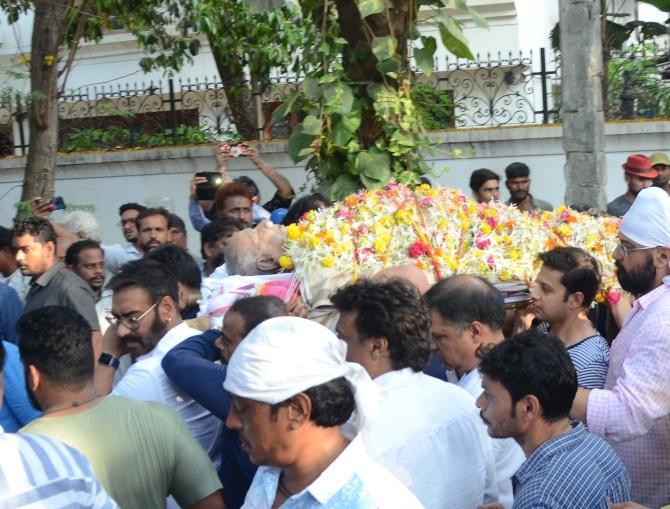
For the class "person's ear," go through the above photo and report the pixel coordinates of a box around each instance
[286,393,311,429]
[654,247,670,271]
[567,291,585,310]
[469,321,484,345]
[517,394,542,423]
[27,365,41,392]
[256,255,279,273]
[369,336,389,361]
[45,240,56,258]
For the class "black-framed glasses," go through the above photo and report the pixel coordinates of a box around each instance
[105,300,160,330]
[614,243,658,258]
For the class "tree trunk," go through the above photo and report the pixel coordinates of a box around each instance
[207,35,259,140]
[560,0,607,211]
[21,0,72,201]
[600,0,610,120]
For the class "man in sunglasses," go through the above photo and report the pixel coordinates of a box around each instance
[95,259,221,461]
[571,186,670,508]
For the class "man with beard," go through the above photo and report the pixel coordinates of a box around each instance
[136,208,171,254]
[18,306,225,509]
[101,203,146,274]
[571,186,670,508]
[477,330,630,508]
[65,240,106,300]
[162,296,288,509]
[504,162,553,212]
[95,259,221,460]
[651,152,670,194]
[606,154,657,217]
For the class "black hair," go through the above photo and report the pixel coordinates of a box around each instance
[0,226,12,252]
[65,239,103,267]
[18,306,94,387]
[167,213,186,232]
[272,377,355,427]
[200,217,246,258]
[505,162,530,180]
[479,329,577,422]
[135,207,170,230]
[283,193,332,226]
[538,247,601,308]
[107,259,179,304]
[469,168,500,192]
[145,244,201,291]
[234,176,260,197]
[426,275,506,331]
[119,203,146,216]
[11,217,57,245]
[229,296,289,336]
[330,279,431,372]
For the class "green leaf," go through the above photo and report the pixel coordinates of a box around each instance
[331,112,362,146]
[358,0,387,18]
[376,56,402,77]
[323,82,354,114]
[414,36,437,75]
[438,16,474,59]
[357,150,392,189]
[467,6,488,28]
[287,124,317,163]
[331,174,361,200]
[270,91,297,126]
[302,115,322,135]
[372,35,398,62]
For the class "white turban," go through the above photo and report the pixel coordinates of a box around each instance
[620,187,670,248]
[223,316,378,434]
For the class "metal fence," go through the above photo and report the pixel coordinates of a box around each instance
[0,44,667,156]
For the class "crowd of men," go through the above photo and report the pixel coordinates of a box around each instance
[1,149,670,509]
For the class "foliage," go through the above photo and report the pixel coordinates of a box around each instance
[411,82,454,130]
[62,123,218,152]
[268,0,484,199]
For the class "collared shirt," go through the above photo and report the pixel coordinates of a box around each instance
[0,426,119,508]
[512,422,630,508]
[111,322,223,459]
[447,369,526,509]
[587,278,670,507]
[505,195,553,212]
[242,436,423,509]
[0,268,31,303]
[23,262,99,331]
[101,243,141,275]
[362,368,496,509]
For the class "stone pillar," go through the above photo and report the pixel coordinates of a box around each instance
[560,0,607,210]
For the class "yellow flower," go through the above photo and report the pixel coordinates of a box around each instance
[278,256,294,270]
[480,224,492,235]
[500,269,511,281]
[395,209,411,223]
[322,255,335,268]
[509,248,521,260]
[286,224,301,241]
[43,55,55,66]
[558,224,572,237]
[375,238,388,253]
[20,53,30,65]
[310,236,320,249]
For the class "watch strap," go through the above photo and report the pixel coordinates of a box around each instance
[98,352,120,370]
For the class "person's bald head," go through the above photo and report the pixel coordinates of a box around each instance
[373,264,431,294]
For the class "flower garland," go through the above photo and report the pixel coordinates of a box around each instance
[281,183,621,303]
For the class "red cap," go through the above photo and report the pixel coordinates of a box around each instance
[622,154,658,179]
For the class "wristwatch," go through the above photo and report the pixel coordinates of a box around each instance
[98,352,120,370]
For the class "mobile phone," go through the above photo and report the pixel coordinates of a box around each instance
[196,172,224,201]
[219,142,250,158]
[50,196,66,210]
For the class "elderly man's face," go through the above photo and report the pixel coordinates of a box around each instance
[225,221,286,275]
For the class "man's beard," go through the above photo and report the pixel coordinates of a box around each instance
[616,255,657,296]
[123,313,169,359]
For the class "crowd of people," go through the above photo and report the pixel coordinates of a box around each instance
[1,148,670,509]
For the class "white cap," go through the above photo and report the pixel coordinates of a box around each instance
[620,187,670,248]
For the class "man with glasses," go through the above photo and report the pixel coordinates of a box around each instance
[102,203,146,275]
[571,187,670,508]
[95,259,221,461]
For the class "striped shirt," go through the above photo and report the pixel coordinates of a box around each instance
[512,422,630,509]
[567,334,609,389]
[0,428,118,509]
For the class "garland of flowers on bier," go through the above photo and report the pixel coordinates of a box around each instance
[280,183,621,305]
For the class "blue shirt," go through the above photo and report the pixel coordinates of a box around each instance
[0,341,41,432]
[512,421,631,508]
[0,282,22,344]
[161,329,256,509]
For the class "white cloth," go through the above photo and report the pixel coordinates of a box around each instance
[101,243,141,275]
[252,203,271,224]
[0,269,31,303]
[95,289,114,335]
[242,435,424,509]
[112,322,222,458]
[224,316,378,435]
[620,186,670,247]
[448,369,526,509]
[361,368,497,509]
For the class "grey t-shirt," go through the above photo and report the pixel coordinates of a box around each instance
[606,194,632,217]
[23,262,100,330]
[505,195,554,212]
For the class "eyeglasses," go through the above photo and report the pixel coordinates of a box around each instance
[614,243,658,258]
[105,300,160,330]
[118,219,137,227]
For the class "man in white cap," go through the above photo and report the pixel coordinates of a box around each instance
[651,152,670,194]
[224,316,424,509]
[571,186,670,508]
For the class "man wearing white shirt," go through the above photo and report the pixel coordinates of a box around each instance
[101,203,145,274]
[95,259,221,459]
[332,279,497,509]
[425,275,526,509]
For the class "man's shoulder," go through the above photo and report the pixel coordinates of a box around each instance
[606,195,630,215]
[533,198,554,211]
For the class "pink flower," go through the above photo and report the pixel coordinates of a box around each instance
[360,247,374,259]
[487,255,496,270]
[420,197,433,207]
[336,209,350,219]
[606,289,621,306]
[486,217,497,229]
[408,241,429,258]
[475,234,490,250]
[358,226,369,235]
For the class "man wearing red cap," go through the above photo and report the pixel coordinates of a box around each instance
[606,154,658,217]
